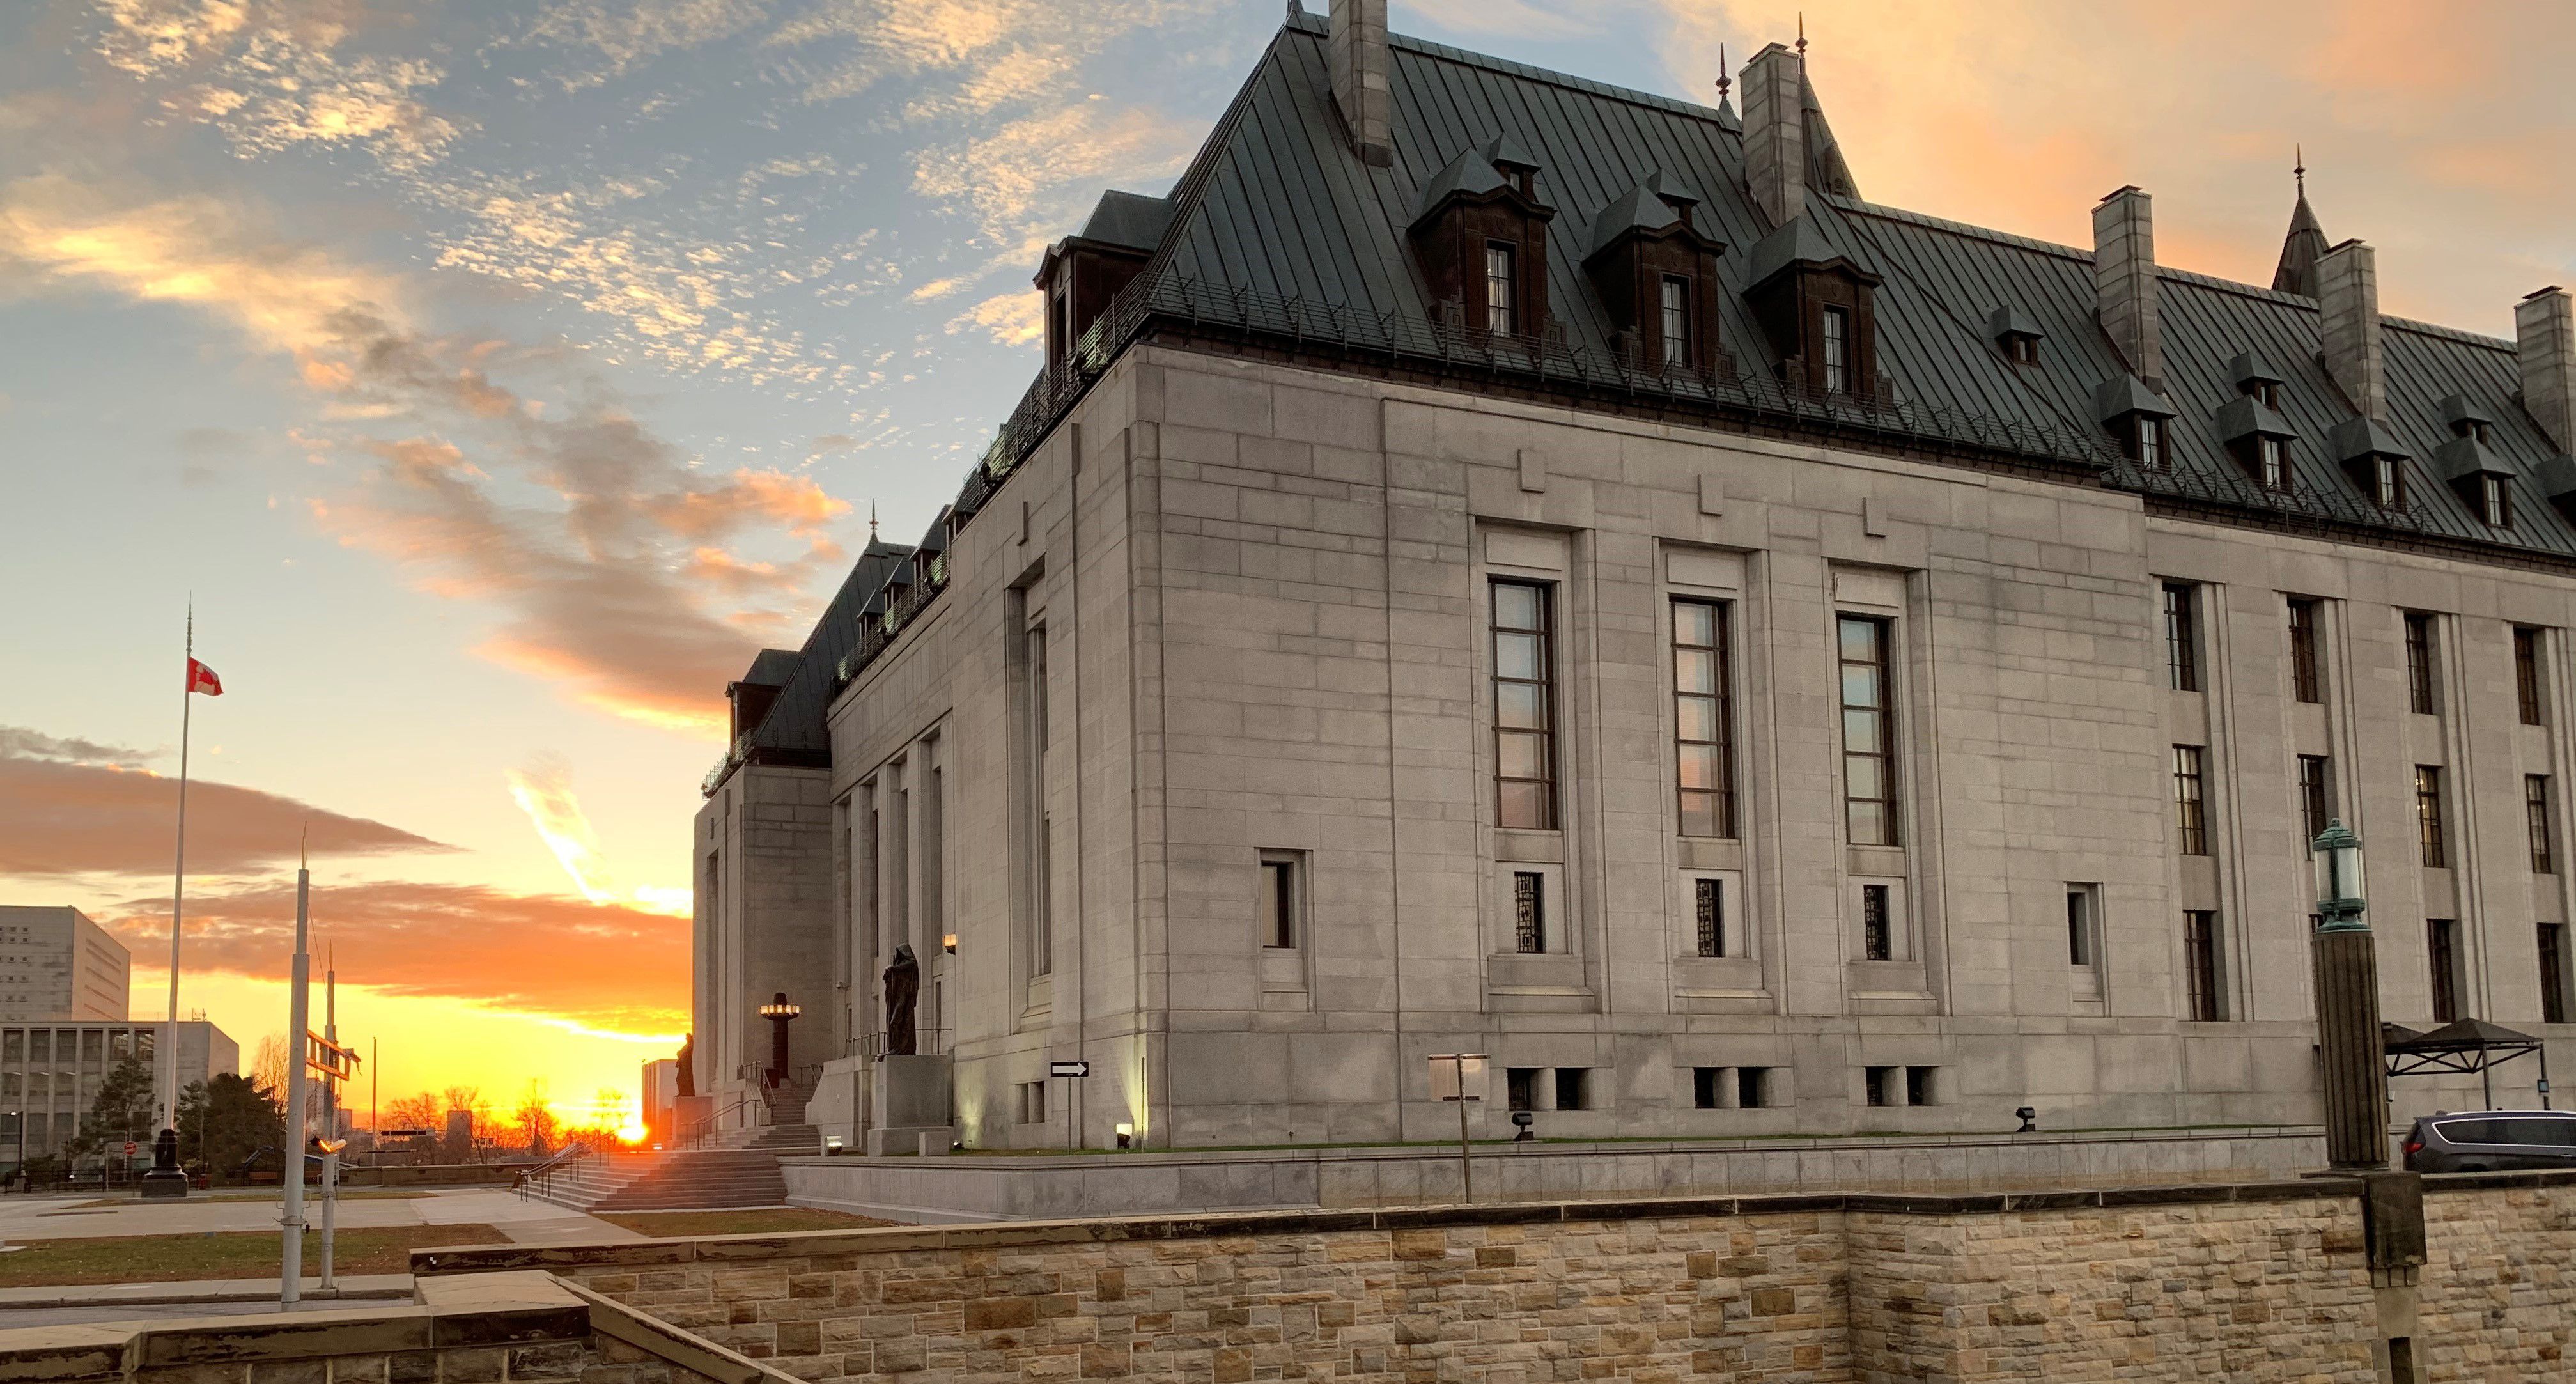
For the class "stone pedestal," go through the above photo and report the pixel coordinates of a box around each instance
[867,1054,953,1155]
[139,1168,189,1198]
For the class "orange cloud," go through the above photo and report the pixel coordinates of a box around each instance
[98,879,689,1034]
[0,729,451,878]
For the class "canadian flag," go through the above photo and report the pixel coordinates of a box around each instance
[186,657,223,696]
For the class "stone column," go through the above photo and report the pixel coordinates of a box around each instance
[2313,921,2389,1169]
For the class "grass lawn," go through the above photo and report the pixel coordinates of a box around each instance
[0,1225,504,1287]
[598,1209,893,1238]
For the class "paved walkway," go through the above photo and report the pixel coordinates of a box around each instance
[0,1187,638,1245]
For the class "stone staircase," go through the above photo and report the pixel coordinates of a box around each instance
[524,1086,819,1215]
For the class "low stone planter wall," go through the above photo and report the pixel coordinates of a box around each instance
[779,1123,2325,1222]
[410,1173,2576,1382]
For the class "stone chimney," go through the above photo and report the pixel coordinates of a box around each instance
[1740,43,1804,229]
[1329,0,1393,167]
[2518,286,2576,452]
[2317,240,2385,420]
[2091,186,2162,385]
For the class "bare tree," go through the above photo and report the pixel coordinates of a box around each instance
[511,1082,560,1157]
[382,1092,442,1132]
[251,1035,292,1099]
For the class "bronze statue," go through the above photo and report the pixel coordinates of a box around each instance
[883,944,920,1055]
[675,1033,695,1098]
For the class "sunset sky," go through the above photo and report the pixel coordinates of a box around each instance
[3,0,2569,1123]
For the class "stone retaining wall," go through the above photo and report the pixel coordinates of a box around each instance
[419,1175,2576,1381]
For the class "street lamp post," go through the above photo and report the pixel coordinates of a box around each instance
[2311,820,2390,1170]
[757,994,803,1087]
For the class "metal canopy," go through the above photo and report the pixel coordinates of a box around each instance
[2382,1018,2552,1111]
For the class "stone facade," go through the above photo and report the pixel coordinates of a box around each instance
[0,906,130,1022]
[706,342,2572,1153]
[0,1019,237,1162]
[413,1173,2576,1383]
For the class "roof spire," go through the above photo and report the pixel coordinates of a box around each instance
[1715,42,1730,102]
[2294,144,2306,197]
[869,500,878,542]
[2271,148,2329,297]
[1796,13,1807,61]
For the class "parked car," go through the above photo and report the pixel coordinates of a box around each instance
[2403,1111,2576,1172]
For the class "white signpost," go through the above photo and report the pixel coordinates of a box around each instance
[1050,1060,1089,1149]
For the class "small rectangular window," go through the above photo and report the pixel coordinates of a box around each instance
[1553,1068,1588,1112]
[1659,274,1689,366]
[1258,855,1299,948]
[1673,598,1735,837]
[2427,919,2462,1024]
[2541,924,2570,1026]
[1820,306,1850,394]
[2298,756,2333,844]
[2483,474,2512,529]
[1693,878,1725,958]
[2134,416,2166,470]
[2529,776,2556,875]
[1863,1066,1898,1108]
[1505,1068,1539,1112]
[2066,887,2095,967]
[2404,612,2438,714]
[2286,598,2324,703]
[1512,871,1546,954]
[2258,437,2288,492]
[1493,580,1557,830]
[2416,765,2446,868]
[2172,746,2208,856]
[1735,1066,1770,1109]
[2516,626,2547,725]
[2184,910,2223,1022]
[2375,455,2405,511]
[1905,1066,1937,1107]
[1838,614,1899,845]
[2161,582,2200,692]
[1692,1066,1722,1110]
[1018,1081,1048,1124]
[1861,883,1893,961]
[1484,241,1517,337]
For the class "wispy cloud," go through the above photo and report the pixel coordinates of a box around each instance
[505,754,689,914]
[0,726,451,878]
[100,879,690,1032]
[0,174,850,736]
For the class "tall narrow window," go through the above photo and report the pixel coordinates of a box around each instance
[1820,306,1850,394]
[2171,746,2208,856]
[1861,883,1892,961]
[2427,919,2462,1023]
[1028,624,1052,976]
[2403,612,2437,714]
[2375,455,2405,511]
[2541,924,2570,1025]
[1484,241,1517,337]
[2286,598,2323,703]
[2161,582,2200,692]
[1512,871,1546,954]
[2066,888,2095,967]
[2257,437,2288,492]
[2529,775,2556,875]
[2183,912,2223,1022]
[1259,856,1298,949]
[1659,275,1689,366]
[1693,878,1725,958]
[1673,599,1734,837]
[2516,626,2547,725]
[2134,416,2166,470]
[1492,581,1556,830]
[2482,474,2512,529]
[2297,756,2332,843]
[1838,615,1898,845]
[2416,765,2447,868]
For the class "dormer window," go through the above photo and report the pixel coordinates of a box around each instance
[2006,334,2039,366]
[2254,382,2280,408]
[1985,307,2045,369]
[2096,375,2177,472]
[2376,455,2406,511]
[2481,474,2511,529]
[1485,242,1517,337]
[1660,276,1690,362]
[1034,189,1174,372]
[2257,437,2287,491]
[2136,416,2167,470]
[1822,306,1851,394]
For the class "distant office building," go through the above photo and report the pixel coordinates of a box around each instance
[0,906,132,1022]
[0,1019,238,1164]
[641,1058,679,1144]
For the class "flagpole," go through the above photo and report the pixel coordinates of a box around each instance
[162,602,193,1139]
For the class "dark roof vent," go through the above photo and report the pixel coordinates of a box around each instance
[1986,307,2044,342]
[2225,350,2286,393]
[2439,393,2497,437]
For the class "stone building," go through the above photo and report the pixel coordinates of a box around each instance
[696,3,2576,1152]
[0,1020,238,1165]
[0,906,133,1022]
